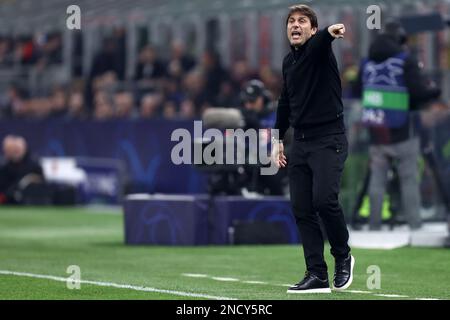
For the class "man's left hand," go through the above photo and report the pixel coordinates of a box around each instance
[328,24,345,39]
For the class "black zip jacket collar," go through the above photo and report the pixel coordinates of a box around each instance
[274,27,345,140]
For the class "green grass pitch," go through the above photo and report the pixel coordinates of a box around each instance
[0,207,449,300]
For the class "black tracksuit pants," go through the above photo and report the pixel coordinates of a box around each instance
[288,132,351,279]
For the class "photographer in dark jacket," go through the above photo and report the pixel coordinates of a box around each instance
[353,20,441,230]
[240,80,277,130]
[240,80,285,196]
[0,135,45,204]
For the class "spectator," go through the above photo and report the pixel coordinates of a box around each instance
[14,36,38,65]
[48,86,68,118]
[114,90,137,119]
[179,99,196,119]
[29,97,52,118]
[87,37,122,110]
[93,91,114,120]
[90,33,126,81]
[67,91,87,120]
[258,65,282,100]
[162,100,177,119]
[216,80,240,108]
[162,78,185,109]
[98,72,119,92]
[182,69,208,115]
[167,40,196,80]
[135,45,167,81]
[140,93,163,119]
[0,135,44,204]
[200,49,229,105]
[0,83,27,118]
[230,60,253,91]
[112,27,127,81]
[46,33,63,65]
[0,37,13,66]
[34,32,63,68]
[91,37,118,77]
[88,71,118,112]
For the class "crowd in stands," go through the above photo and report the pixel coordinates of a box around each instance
[0,30,283,121]
[0,33,62,68]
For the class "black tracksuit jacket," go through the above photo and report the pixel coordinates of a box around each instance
[274,27,345,140]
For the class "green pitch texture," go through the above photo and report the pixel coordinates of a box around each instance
[0,207,449,300]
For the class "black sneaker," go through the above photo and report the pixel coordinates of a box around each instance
[287,272,331,294]
[333,255,355,291]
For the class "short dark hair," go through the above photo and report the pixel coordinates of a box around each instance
[286,4,318,29]
[383,19,407,45]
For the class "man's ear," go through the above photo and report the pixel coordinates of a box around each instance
[311,27,318,35]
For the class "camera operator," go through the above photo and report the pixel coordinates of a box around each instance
[240,80,287,196]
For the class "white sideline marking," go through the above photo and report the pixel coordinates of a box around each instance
[180,273,442,300]
[181,273,209,278]
[211,277,239,282]
[374,294,409,298]
[242,281,268,285]
[181,273,273,285]
[346,290,372,294]
[0,270,236,300]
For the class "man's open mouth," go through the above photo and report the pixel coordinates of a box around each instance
[291,31,302,40]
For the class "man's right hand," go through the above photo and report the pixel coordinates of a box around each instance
[271,140,287,168]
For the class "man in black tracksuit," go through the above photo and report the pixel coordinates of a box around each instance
[272,4,354,293]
